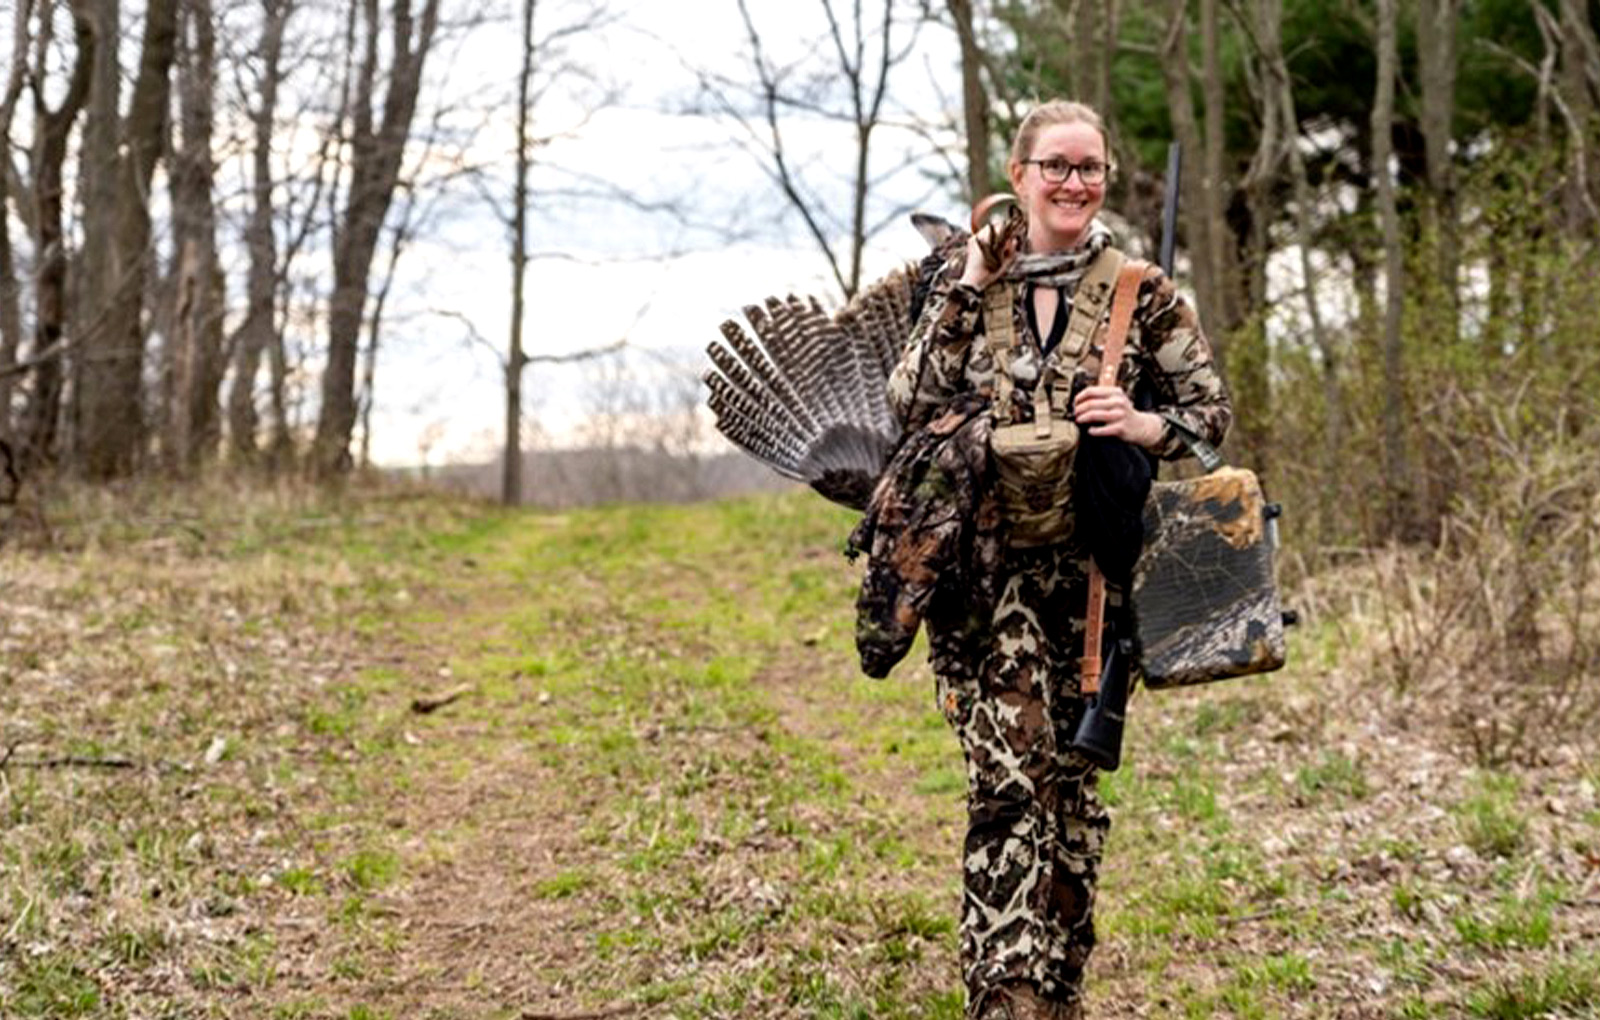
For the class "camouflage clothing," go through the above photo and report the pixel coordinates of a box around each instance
[847,394,1003,679]
[887,242,1231,453]
[866,228,1230,1015]
[931,543,1110,1010]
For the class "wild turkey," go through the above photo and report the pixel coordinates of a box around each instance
[704,213,968,511]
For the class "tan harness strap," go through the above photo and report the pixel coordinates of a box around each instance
[1057,249,1125,363]
[1080,260,1150,696]
[983,283,1019,424]
[983,247,1123,428]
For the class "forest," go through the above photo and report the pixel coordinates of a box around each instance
[2,0,1600,1017]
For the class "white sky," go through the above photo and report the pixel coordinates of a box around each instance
[361,0,967,466]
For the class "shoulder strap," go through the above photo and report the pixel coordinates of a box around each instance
[1080,258,1150,697]
[1095,258,1149,387]
[982,282,1019,424]
[1058,247,1125,363]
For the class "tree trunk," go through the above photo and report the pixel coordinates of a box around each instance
[949,0,990,201]
[20,1,92,470]
[1199,0,1234,339]
[504,0,536,505]
[265,285,294,468]
[1415,0,1461,325]
[166,0,222,474]
[1158,0,1218,346]
[1373,0,1415,540]
[227,0,292,464]
[0,0,31,442]
[311,0,441,479]
[1557,0,1600,236]
[73,0,180,480]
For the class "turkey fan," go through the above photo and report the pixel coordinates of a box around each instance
[704,214,965,511]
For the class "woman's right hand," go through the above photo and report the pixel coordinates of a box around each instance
[959,225,1003,291]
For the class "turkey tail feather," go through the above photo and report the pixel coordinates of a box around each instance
[704,214,966,511]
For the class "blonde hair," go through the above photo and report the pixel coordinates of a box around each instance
[1009,100,1111,167]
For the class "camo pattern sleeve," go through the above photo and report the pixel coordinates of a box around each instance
[1134,265,1232,460]
[887,255,983,434]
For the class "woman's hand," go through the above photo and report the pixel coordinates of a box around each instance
[1073,385,1165,449]
[958,225,1003,291]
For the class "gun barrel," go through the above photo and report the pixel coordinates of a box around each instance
[1160,142,1182,277]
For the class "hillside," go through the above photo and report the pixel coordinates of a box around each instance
[2,484,1597,1019]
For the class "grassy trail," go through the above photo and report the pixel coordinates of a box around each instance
[3,487,1598,1019]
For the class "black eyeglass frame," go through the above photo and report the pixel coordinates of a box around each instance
[1020,157,1114,186]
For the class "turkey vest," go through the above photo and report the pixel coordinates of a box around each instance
[981,247,1126,548]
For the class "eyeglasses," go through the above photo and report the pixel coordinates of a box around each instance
[1022,157,1111,186]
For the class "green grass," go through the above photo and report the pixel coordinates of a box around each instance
[1462,955,1600,1018]
[1453,887,1559,950]
[5,482,1599,1019]
[1457,771,1530,859]
[1295,749,1371,802]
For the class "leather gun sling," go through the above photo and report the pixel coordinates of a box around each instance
[1080,260,1149,696]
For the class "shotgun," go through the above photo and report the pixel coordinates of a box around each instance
[1069,141,1182,772]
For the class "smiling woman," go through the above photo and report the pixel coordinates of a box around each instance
[866,98,1233,1020]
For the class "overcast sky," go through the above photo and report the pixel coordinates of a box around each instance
[353,0,967,467]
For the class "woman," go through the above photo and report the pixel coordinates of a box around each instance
[883,101,1231,1019]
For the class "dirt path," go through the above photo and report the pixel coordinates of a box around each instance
[7,492,1597,1020]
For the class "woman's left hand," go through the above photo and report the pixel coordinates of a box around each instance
[1073,385,1165,449]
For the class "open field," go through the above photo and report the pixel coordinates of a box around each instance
[3,483,1598,1019]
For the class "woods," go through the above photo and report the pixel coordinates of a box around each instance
[4,4,1600,1016]
[0,0,1593,530]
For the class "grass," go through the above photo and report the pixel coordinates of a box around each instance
[1457,771,1530,859]
[1462,955,1600,1018]
[2,478,1597,1018]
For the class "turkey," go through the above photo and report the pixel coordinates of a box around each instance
[704,213,968,511]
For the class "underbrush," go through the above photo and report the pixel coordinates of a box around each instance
[3,480,1597,1019]
[1295,389,1600,766]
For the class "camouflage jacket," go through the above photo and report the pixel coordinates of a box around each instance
[886,249,1233,455]
[847,393,1004,679]
[852,241,1232,678]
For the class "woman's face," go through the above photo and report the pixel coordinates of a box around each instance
[1008,120,1108,252]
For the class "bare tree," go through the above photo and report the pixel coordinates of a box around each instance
[1236,0,1340,536]
[311,0,442,479]
[18,0,93,470]
[165,0,223,473]
[0,0,32,442]
[949,0,991,201]
[1373,0,1414,539]
[72,0,181,479]
[504,0,537,505]
[226,0,294,465]
[704,0,929,299]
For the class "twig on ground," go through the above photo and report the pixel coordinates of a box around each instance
[1,754,139,770]
[1219,904,1297,926]
[520,1008,638,1020]
[411,682,474,714]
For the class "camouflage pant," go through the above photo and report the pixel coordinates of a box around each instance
[929,543,1111,1014]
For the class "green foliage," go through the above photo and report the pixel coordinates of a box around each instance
[1462,955,1600,1018]
[8,480,1599,1019]
[1457,773,1529,859]
[533,870,593,899]
[1296,750,1371,802]
[8,955,101,1017]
